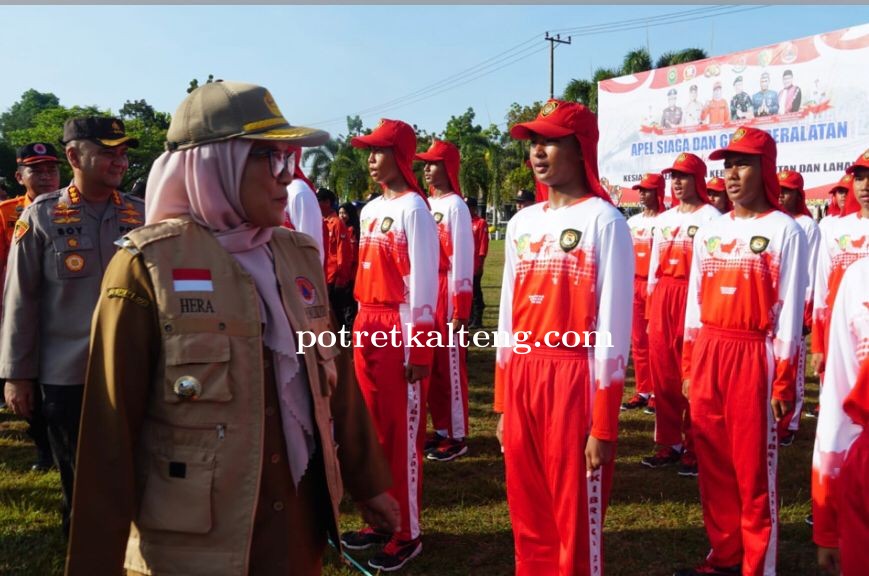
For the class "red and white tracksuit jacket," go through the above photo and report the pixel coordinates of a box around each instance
[683,210,808,576]
[285,179,325,263]
[784,214,820,433]
[812,213,869,367]
[494,197,633,576]
[646,204,720,452]
[812,257,869,574]
[353,192,439,541]
[427,193,474,440]
[627,211,659,397]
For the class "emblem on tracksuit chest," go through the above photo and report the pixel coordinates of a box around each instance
[559,229,581,252]
[380,217,394,233]
[749,236,770,254]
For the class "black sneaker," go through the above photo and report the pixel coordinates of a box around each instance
[426,438,468,462]
[621,393,649,411]
[31,456,54,473]
[423,432,447,456]
[805,514,813,526]
[673,561,741,575]
[340,527,391,550]
[779,432,795,447]
[806,405,819,419]
[677,451,699,477]
[643,395,657,415]
[641,446,682,468]
[368,536,422,572]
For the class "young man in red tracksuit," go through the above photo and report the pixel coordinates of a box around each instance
[675,127,808,576]
[622,173,664,412]
[414,139,474,462]
[495,99,634,576]
[812,155,868,392]
[340,119,439,572]
[467,197,489,329]
[706,177,733,214]
[642,153,720,477]
[777,170,820,444]
[317,187,355,331]
[812,252,869,576]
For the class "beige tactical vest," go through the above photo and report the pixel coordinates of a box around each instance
[121,219,342,575]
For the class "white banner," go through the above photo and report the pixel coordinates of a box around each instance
[598,24,869,204]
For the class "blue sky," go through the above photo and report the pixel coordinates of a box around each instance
[1,5,867,138]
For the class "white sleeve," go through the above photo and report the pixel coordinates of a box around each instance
[594,215,634,382]
[805,220,820,306]
[286,180,324,264]
[449,200,475,320]
[811,227,833,354]
[493,218,518,412]
[404,204,439,366]
[771,227,809,401]
[646,221,661,298]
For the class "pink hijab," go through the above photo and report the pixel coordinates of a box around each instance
[145,139,314,486]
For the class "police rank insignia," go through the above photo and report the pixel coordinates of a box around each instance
[380,217,394,233]
[433,212,444,224]
[687,225,699,238]
[64,253,85,272]
[559,229,581,252]
[13,220,29,243]
[749,236,770,254]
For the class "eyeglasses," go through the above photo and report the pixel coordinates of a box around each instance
[248,148,295,179]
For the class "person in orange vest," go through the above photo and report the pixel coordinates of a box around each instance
[0,142,62,473]
[467,197,489,329]
[317,187,354,331]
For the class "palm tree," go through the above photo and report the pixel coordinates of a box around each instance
[563,79,594,107]
[655,48,708,68]
[301,140,339,188]
[622,48,652,75]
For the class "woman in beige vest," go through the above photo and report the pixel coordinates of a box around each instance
[66,81,398,576]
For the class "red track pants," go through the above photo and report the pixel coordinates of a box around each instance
[690,327,779,576]
[353,304,424,541]
[839,431,869,575]
[648,277,692,451]
[427,273,469,439]
[631,277,653,396]
[503,349,614,576]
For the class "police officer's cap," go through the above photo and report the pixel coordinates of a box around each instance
[61,117,139,148]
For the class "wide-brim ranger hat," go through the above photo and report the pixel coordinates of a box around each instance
[509,99,612,204]
[661,152,710,204]
[415,138,462,196]
[17,142,61,165]
[631,172,665,209]
[709,127,782,210]
[62,117,139,148]
[165,81,329,151]
[777,170,811,217]
[351,119,421,194]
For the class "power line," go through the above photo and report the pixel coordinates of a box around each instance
[306,5,769,131]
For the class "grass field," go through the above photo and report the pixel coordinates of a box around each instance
[1,239,823,575]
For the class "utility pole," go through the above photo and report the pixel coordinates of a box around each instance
[545,32,572,99]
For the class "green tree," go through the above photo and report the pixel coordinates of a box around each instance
[622,48,653,74]
[0,89,60,139]
[187,74,215,94]
[443,108,490,203]
[655,48,708,68]
[302,139,339,189]
[119,99,171,188]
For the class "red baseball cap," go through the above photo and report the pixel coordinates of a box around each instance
[706,176,726,192]
[826,174,852,217]
[509,99,611,204]
[777,170,811,217]
[351,118,420,193]
[631,172,665,209]
[661,153,710,204]
[415,138,461,196]
[709,127,782,211]
[845,148,869,175]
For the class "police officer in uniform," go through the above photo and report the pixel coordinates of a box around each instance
[661,88,683,128]
[0,117,144,536]
[0,142,63,472]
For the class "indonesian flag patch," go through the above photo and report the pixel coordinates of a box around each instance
[172,269,213,292]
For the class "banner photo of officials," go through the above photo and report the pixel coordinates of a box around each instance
[597,23,869,205]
